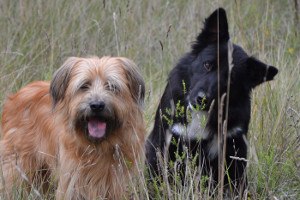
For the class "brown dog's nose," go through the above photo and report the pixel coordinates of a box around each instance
[90,101,105,112]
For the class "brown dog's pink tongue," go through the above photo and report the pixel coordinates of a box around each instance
[88,118,106,138]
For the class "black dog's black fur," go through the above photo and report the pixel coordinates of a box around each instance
[146,8,278,195]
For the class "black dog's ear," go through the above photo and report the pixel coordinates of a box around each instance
[50,57,78,108]
[118,57,145,107]
[193,8,229,53]
[203,8,229,40]
[246,57,278,88]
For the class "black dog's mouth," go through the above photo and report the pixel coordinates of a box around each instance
[189,99,210,112]
[87,117,107,139]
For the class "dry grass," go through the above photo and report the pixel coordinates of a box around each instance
[0,0,299,199]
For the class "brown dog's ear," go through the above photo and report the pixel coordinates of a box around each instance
[118,57,145,107]
[50,57,79,108]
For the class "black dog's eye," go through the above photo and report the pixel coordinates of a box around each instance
[204,61,213,71]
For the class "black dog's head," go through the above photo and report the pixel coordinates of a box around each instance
[188,8,278,110]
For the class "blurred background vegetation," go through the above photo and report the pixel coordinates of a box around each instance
[0,0,299,199]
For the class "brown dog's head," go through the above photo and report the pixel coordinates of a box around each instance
[50,56,145,142]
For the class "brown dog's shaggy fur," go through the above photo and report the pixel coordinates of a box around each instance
[0,56,145,199]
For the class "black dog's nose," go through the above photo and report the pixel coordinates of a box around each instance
[196,91,207,105]
[90,101,105,112]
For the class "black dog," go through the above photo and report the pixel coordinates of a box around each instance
[146,8,278,195]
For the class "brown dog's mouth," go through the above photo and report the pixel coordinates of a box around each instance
[88,118,107,138]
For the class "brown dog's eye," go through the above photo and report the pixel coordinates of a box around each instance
[204,61,213,71]
[106,82,119,93]
[80,83,90,91]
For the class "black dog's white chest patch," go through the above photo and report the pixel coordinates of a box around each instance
[170,110,244,160]
[171,110,209,140]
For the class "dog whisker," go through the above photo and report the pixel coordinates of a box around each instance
[38,151,57,159]
[81,145,91,157]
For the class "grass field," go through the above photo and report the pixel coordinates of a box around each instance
[0,0,299,199]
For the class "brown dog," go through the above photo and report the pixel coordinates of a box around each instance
[0,56,145,199]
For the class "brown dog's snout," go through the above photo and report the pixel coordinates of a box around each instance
[90,101,105,112]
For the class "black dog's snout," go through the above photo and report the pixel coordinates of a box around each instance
[196,91,207,105]
[90,101,105,112]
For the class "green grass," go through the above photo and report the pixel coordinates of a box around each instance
[0,0,299,199]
